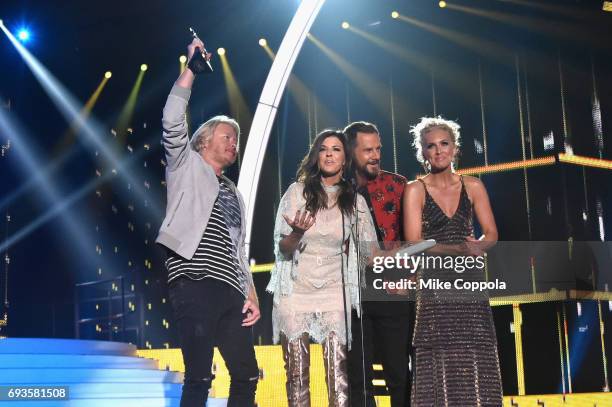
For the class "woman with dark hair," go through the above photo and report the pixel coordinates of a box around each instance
[267,129,377,406]
[403,117,502,406]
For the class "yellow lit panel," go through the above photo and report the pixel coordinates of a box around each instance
[137,347,612,407]
[490,288,568,306]
[558,153,612,170]
[251,263,273,273]
[513,304,525,396]
[455,154,612,178]
[457,156,555,176]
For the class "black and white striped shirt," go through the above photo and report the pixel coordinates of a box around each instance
[166,178,245,296]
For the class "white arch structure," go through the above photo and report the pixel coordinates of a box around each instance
[237,0,326,257]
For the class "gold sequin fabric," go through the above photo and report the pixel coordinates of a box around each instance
[412,176,503,406]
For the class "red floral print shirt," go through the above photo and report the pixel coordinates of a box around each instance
[359,170,407,242]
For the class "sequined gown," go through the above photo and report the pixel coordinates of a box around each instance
[412,176,503,406]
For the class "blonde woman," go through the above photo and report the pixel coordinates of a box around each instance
[403,117,502,406]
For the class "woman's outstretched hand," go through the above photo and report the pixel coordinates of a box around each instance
[283,210,315,236]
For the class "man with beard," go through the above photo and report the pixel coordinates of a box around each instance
[344,121,412,407]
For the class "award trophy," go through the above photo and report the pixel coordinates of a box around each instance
[187,27,213,74]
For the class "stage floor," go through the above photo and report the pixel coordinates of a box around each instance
[138,345,612,406]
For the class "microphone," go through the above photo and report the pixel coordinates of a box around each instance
[188,27,213,74]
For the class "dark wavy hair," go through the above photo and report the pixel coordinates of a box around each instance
[296,129,355,216]
[343,121,379,154]
[343,121,379,181]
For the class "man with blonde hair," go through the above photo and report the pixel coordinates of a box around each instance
[156,38,260,407]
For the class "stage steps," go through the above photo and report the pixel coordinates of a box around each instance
[0,338,214,407]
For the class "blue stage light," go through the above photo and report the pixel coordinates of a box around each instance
[17,29,30,42]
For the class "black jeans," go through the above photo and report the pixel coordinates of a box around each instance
[169,277,259,407]
[348,307,414,407]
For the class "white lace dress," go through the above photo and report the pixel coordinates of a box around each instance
[266,182,377,347]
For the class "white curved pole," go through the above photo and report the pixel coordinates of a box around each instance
[237,0,326,257]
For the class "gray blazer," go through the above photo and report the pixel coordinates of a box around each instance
[155,84,254,294]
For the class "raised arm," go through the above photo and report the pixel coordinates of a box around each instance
[161,38,209,171]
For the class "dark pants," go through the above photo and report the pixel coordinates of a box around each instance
[169,277,259,407]
[348,307,413,407]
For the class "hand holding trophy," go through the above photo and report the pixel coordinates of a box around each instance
[187,27,213,74]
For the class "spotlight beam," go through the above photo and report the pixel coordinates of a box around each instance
[1,73,126,213]
[345,24,475,96]
[287,74,338,132]
[307,34,416,117]
[0,134,159,254]
[219,53,252,140]
[0,66,203,213]
[2,73,111,212]
[0,147,78,211]
[392,12,569,92]
[54,73,111,155]
[262,43,276,60]
[261,44,338,129]
[446,3,606,47]
[116,68,146,138]
[0,108,96,261]
[219,52,252,167]
[0,23,163,220]
[497,0,601,20]
[396,14,513,61]
[179,55,187,73]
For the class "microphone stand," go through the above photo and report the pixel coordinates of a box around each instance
[340,210,351,405]
[348,177,368,406]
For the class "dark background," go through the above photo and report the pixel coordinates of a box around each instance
[1,0,611,395]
